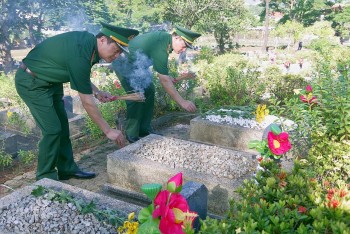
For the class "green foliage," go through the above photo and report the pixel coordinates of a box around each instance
[84,77,126,139]
[153,58,197,116]
[17,149,36,165]
[5,111,31,135]
[195,46,215,64]
[0,149,13,169]
[197,53,262,110]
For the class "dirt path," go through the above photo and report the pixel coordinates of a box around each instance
[0,113,193,198]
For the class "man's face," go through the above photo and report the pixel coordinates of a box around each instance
[98,37,122,62]
[172,36,187,54]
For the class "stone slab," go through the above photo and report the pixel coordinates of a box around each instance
[0,131,17,155]
[107,134,257,215]
[190,116,263,152]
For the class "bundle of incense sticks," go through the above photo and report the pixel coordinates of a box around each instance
[111,92,145,102]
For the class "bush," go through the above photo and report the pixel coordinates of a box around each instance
[200,160,350,233]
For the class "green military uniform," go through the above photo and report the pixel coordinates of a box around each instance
[116,26,201,138]
[116,31,172,138]
[15,23,139,180]
[15,31,99,180]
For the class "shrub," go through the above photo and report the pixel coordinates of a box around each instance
[200,160,350,233]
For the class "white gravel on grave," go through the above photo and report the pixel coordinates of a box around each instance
[204,108,296,130]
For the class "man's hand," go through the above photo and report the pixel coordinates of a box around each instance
[180,100,196,112]
[174,72,196,83]
[94,91,115,103]
[105,129,125,148]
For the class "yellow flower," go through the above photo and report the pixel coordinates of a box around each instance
[128,212,135,221]
[256,104,269,124]
[7,111,13,118]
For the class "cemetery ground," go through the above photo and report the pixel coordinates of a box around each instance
[0,112,193,199]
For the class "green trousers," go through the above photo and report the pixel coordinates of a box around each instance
[15,69,78,180]
[116,71,155,137]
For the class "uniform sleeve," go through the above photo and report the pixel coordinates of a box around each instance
[151,48,169,75]
[66,43,93,94]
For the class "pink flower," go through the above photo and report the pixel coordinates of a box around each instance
[267,131,292,155]
[152,190,189,234]
[306,84,312,93]
[167,172,183,193]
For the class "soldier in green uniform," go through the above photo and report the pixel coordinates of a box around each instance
[114,26,201,143]
[15,23,139,181]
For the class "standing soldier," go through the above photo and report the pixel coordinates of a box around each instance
[114,26,201,143]
[15,23,139,181]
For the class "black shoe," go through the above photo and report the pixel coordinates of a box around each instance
[58,170,96,180]
[140,130,163,137]
[126,134,140,143]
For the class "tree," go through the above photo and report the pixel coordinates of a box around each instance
[272,20,304,48]
[0,0,113,73]
[105,0,164,32]
[260,0,328,27]
[163,0,251,53]
[328,5,350,42]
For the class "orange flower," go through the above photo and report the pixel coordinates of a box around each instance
[339,189,348,198]
[277,172,287,180]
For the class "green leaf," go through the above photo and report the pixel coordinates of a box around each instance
[248,140,262,149]
[138,204,154,223]
[270,124,282,135]
[31,186,46,197]
[137,217,161,234]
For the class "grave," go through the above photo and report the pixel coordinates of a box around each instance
[106,134,257,215]
[190,116,263,152]
[0,178,208,232]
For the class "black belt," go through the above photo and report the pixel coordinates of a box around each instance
[20,63,37,78]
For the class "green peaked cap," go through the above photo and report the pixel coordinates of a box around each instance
[175,26,201,48]
[100,22,139,47]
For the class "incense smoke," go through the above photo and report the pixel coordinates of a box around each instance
[112,50,153,92]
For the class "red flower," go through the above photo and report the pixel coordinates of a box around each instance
[257,157,263,163]
[298,206,307,213]
[167,172,183,193]
[327,189,336,200]
[114,80,121,89]
[328,199,340,209]
[153,190,189,234]
[267,131,292,155]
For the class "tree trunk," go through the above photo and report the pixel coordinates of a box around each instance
[263,0,270,52]
[0,23,14,74]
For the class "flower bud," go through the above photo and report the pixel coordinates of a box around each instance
[167,172,183,193]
